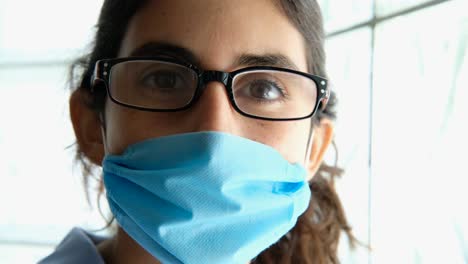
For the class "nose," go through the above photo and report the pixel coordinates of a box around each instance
[188,81,238,134]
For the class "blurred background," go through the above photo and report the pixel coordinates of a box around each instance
[0,0,466,263]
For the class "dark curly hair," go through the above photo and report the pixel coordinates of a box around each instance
[70,0,358,263]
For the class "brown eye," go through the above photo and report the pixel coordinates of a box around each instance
[141,70,181,90]
[246,80,284,100]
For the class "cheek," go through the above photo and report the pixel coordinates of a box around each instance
[249,120,311,164]
[104,99,312,162]
[104,104,144,155]
[103,101,182,155]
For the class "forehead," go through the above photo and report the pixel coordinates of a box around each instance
[119,0,308,71]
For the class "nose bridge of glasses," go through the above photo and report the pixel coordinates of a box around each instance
[201,71,230,88]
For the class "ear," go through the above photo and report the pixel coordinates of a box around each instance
[69,89,105,166]
[306,119,335,181]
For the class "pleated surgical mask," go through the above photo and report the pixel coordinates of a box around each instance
[103,131,311,264]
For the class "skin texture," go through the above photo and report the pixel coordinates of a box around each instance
[70,0,334,263]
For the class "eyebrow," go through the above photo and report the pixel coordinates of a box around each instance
[235,54,299,70]
[129,42,201,65]
[129,42,299,70]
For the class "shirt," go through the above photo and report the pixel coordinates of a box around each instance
[38,228,107,264]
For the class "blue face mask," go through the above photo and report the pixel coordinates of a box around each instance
[103,131,311,264]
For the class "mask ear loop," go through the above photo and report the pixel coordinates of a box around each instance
[99,111,109,155]
[304,91,329,173]
[304,121,315,170]
[91,74,109,155]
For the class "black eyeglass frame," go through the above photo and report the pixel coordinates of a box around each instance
[91,56,330,121]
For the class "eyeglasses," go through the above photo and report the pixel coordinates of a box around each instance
[91,57,329,121]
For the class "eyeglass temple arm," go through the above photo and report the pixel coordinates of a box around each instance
[90,62,103,93]
[319,88,330,111]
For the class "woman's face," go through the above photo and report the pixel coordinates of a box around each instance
[103,0,314,166]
